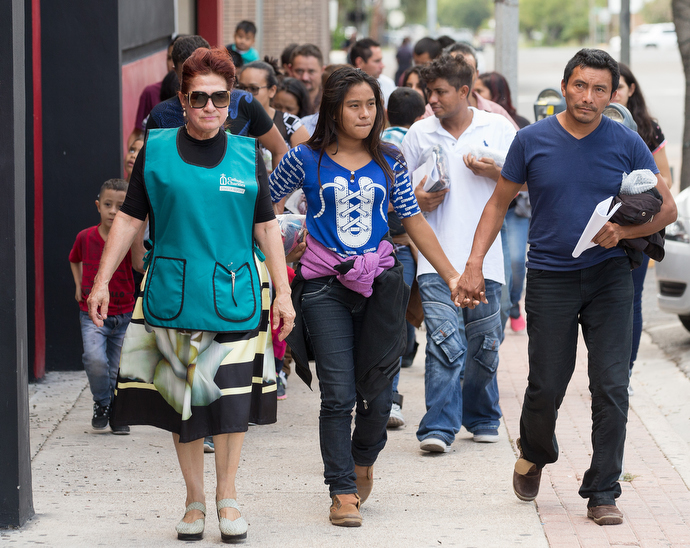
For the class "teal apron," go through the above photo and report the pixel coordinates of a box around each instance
[142,128,262,332]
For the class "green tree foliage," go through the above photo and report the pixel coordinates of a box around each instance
[438,0,492,31]
[520,0,604,44]
[401,0,426,25]
[642,0,673,23]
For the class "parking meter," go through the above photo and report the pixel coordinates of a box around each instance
[533,88,565,120]
[602,102,638,131]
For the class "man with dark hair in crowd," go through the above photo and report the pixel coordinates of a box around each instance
[289,44,325,114]
[402,53,516,454]
[445,42,519,130]
[348,38,396,107]
[437,35,456,49]
[456,48,676,526]
[413,37,442,66]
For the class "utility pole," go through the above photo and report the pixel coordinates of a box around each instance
[621,0,631,65]
[427,0,437,37]
[494,0,519,109]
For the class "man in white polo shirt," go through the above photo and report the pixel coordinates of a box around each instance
[402,53,516,453]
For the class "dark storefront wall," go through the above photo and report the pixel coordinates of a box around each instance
[120,0,174,155]
[39,1,173,371]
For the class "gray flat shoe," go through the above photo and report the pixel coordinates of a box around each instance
[176,501,206,541]
[216,498,248,543]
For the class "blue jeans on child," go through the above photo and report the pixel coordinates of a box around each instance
[416,274,503,445]
[80,310,131,407]
[300,277,394,496]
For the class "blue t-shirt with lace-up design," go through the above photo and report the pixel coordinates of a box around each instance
[270,144,421,257]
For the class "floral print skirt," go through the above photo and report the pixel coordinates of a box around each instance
[110,260,277,442]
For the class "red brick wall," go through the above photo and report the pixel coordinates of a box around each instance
[224,0,330,63]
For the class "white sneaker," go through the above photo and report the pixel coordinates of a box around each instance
[387,403,405,428]
[473,429,499,443]
[420,437,450,453]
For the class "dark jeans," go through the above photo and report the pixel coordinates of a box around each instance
[521,257,632,507]
[392,244,416,393]
[630,255,649,370]
[301,277,393,496]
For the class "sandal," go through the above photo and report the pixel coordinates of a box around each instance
[216,498,248,543]
[176,501,206,541]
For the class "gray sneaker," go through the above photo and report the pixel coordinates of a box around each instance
[387,403,405,428]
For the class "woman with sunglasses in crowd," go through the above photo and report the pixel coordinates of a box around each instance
[87,47,294,543]
[269,66,461,527]
[238,60,310,150]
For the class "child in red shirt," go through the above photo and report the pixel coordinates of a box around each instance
[69,179,137,434]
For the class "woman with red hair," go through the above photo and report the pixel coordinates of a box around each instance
[87,47,294,543]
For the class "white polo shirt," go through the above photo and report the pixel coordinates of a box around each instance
[377,74,397,108]
[402,107,516,284]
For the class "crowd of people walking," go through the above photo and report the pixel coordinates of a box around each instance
[72,21,676,542]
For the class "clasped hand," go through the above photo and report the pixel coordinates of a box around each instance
[455,267,488,309]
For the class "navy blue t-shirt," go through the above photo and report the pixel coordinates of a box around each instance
[501,115,658,271]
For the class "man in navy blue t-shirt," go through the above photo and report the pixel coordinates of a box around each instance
[456,49,676,525]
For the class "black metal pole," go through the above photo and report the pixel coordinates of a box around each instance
[0,0,34,528]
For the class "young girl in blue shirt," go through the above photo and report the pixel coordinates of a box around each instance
[270,66,461,527]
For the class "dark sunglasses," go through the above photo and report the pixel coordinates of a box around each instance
[235,83,269,95]
[187,90,230,109]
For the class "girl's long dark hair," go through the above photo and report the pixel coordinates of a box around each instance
[618,63,657,150]
[306,66,397,188]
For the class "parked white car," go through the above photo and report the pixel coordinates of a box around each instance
[656,187,690,330]
[609,22,677,50]
[632,23,677,48]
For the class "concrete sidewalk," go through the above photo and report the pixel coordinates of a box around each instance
[10,325,690,546]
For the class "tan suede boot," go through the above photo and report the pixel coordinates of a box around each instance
[329,493,362,527]
[354,464,374,504]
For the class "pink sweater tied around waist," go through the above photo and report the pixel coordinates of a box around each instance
[299,234,395,297]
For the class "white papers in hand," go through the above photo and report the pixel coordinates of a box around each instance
[572,196,622,258]
[413,156,440,192]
